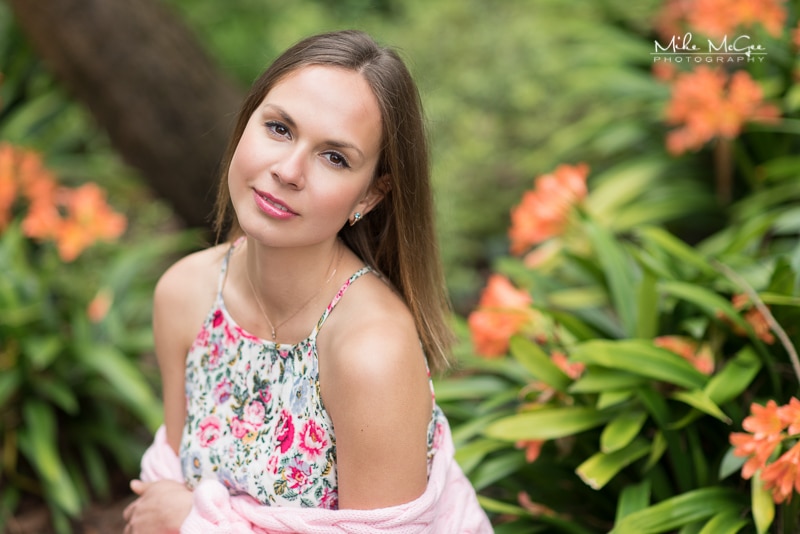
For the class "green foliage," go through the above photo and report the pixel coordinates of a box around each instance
[440,3,800,534]
[0,8,201,532]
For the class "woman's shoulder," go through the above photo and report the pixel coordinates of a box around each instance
[153,243,231,337]
[320,268,428,386]
[155,243,230,300]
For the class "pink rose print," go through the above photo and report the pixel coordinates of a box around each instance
[299,420,328,459]
[208,343,221,368]
[285,458,312,490]
[198,415,221,447]
[259,388,273,405]
[212,309,224,328]
[244,401,265,427]
[235,325,260,342]
[213,379,232,405]
[224,322,238,345]
[231,416,253,439]
[275,409,295,454]
[266,455,279,475]
[319,487,338,510]
[192,328,210,350]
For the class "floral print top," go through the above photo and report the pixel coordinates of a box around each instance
[179,241,446,509]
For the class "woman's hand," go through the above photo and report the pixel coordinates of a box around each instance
[122,479,193,534]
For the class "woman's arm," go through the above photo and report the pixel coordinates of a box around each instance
[320,297,434,510]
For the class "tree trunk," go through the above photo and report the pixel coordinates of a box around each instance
[6,0,243,229]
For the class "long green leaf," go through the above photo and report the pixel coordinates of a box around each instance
[659,281,751,332]
[571,340,707,390]
[698,511,747,534]
[610,488,742,533]
[635,269,658,339]
[453,438,508,475]
[19,401,81,516]
[577,438,650,490]
[670,390,731,424]
[752,472,775,534]
[484,406,615,441]
[80,345,162,431]
[704,347,761,405]
[616,480,652,523]
[509,336,571,392]
[569,367,647,393]
[636,226,717,277]
[601,410,648,453]
[586,221,637,336]
[434,375,510,402]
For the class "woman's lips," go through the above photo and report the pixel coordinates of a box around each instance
[252,189,297,220]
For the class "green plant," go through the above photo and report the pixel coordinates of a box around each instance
[441,1,800,532]
[0,9,199,532]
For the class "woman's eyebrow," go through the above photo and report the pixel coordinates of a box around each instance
[263,103,365,159]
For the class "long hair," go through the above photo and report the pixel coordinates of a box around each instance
[213,30,453,372]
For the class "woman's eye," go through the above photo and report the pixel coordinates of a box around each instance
[324,152,350,169]
[265,121,290,138]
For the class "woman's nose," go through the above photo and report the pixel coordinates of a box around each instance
[271,146,305,189]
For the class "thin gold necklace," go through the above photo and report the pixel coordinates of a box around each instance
[245,243,343,342]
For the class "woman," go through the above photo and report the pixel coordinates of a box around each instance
[123,30,490,533]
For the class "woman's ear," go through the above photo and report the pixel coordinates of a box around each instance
[357,174,391,216]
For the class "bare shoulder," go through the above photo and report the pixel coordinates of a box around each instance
[153,243,231,348]
[320,271,428,386]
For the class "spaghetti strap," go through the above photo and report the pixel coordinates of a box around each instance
[216,237,244,297]
[310,266,372,339]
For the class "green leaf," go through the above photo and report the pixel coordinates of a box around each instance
[670,390,731,424]
[0,369,20,408]
[484,406,615,441]
[454,438,508,475]
[610,488,742,534]
[597,390,635,409]
[577,438,650,490]
[570,367,647,393]
[718,446,746,481]
[19,401,82,516]
[571,340,707,390]
[616,480,652,523]
[698,511,747,534]
[635,269,658,339]
[644,431,667,471]
[752,472,775,534]
[31,377,79,415]
[79,345,162,432]
[509,336,571,392]
[659,281,751,333]
[469,451,527,491]
[21,336,63,370]
[601,410,648,453]
[434,375,510,402]
[585,221,638,336]
[636,227,717,277]
[704,347,761,405]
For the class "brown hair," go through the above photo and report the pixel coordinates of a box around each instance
[213,30,453,372]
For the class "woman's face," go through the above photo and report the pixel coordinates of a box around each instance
[228,65,384,249]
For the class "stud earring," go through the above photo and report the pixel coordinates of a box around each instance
[350,212,362,226]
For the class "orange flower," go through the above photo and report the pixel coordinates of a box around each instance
[657,0,786,39]
[550,350,585,380]
[0,145,16,230]
[779,397,800,436]
[468,274,532,357]
[730,400,786,478]
[665,67,780,155]
[508,164,589,254]
[728,293,775,344]
[760,441,800,503]
[654,336,715,375]
[87,288,114,323]
[516,439,545,463]
[54,183,127,262]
